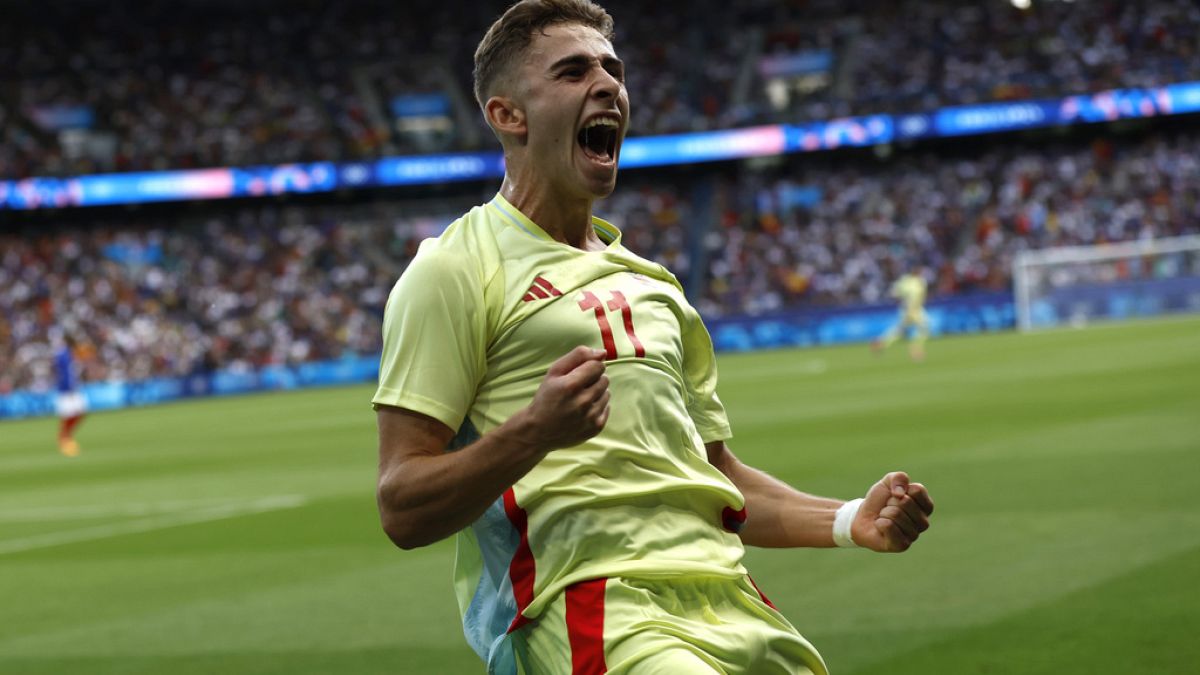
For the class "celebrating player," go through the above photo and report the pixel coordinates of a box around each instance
[373,2,934,673]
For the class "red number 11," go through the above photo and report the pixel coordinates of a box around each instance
[579,290,646,360]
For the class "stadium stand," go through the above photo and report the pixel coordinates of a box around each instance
[3,0,1200,403]
[4,127,1198,393]
[2,0,1198,177]
[694,129,1200,316]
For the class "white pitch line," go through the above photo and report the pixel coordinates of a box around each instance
[0,495,308,556]
[798,359,828,374]
[721,358,828,380]
[0,496,303,523]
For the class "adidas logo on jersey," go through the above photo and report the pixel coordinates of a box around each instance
[521,275,563,302]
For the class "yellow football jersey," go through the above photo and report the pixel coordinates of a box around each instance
[373,194,748,672]
[891,273,927,313]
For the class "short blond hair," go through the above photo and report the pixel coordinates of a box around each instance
[473,0,615,109]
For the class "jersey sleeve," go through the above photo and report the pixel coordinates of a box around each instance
[681,310,732,443]
[372,242,488,431]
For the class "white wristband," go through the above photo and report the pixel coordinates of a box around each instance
[833,498,863,548]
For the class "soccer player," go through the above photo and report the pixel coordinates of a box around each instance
[54,334,87,457]
[873,265,931,361]
[373,2,934,673]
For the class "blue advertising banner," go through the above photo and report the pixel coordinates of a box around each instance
[29,105,96,131]
[1165,81,1200,114]
[706,292,1015,352]
[929,101,1057,138]
[375,152,504,186]
[1028,276,1200,328]
[785,115,893,151]
[619,126,788,168]
[4,81,1200,210]
[391,94,452,118]
[0,356,382,421]
[758,50,834,78]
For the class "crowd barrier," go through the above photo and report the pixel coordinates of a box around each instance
[1027,276,1200,329]
[707,291,1014,351]
[0,356,381,421]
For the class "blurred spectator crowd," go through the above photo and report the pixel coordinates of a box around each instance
[693,131,1200,316]
[2,0,1198,178]
[0,198,453,393]
[3,130,1197,392]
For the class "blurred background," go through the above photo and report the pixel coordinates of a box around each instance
[1,1,1199,673]
[2,0,1199,399]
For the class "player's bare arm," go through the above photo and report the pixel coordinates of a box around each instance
[377,346,610,549]
[706,441,933,551]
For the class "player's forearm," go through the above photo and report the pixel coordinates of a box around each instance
[736,465,843,548]
[709,444,842,548]
[378,412,548,549]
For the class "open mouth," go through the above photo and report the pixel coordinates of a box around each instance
[577,117,619,164]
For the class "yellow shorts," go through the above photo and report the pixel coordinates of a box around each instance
[899,309,927,328]
[510,575,826,674]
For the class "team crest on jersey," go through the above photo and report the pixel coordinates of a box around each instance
[521,275,564,302]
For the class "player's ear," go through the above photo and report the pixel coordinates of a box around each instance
[485,95,527,142]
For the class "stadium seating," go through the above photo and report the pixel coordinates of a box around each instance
[2,0,1197,177]
[3,129,1197,392]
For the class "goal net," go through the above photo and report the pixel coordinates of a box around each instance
[1012,235,1200,331]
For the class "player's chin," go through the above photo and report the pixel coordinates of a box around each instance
[572,168,619,199]
[574,149,620,195]
[589,176,619,199]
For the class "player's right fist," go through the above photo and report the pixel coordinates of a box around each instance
[521,345,611,451]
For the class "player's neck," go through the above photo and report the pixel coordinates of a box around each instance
[499,175,606,251]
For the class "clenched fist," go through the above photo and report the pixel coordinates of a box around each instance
[517,345,611,451]
[852,471,934,552]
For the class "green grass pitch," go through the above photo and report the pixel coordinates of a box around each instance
[2,316,1198,674]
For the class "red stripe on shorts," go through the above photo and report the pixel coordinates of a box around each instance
[566,578,608,674]
[746,574,778,610]
[503,488,536,632]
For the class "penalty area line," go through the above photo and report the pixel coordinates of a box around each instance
[0,495,308,556]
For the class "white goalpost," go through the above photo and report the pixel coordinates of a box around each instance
[1012,235,1200,331]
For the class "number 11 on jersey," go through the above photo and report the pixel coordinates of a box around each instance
[579,290,645,360]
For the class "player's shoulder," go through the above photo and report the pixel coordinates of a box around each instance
[409,203,504,280]
[617,245,687,295]
[428,203,501,254]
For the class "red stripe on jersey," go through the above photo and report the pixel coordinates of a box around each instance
[534,275,563,296]
[566,578,608,674]
[746,574,778,610]
[522,293,536,302]
[503,488,537,632]
[527,284,550,300]
[721,505,747,533]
